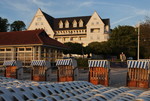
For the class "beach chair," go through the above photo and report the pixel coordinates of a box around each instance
[3,60,23,79]
[88,60,110,86]
[31,60,51,81]
[56,59,78,82]
[127,60,150,88]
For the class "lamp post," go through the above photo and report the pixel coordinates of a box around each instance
[137,23,140,60]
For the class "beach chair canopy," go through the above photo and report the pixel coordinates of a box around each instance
[127,60,149,69]
[88,60,110,68]
[56,59,77,67]
[31,60,51,67]
[3,60,22,67]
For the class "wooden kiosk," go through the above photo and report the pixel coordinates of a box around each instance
[3,60,23,79]
[31,60,51,81]
[127,60,150,88]
[88,60,110,86]
[56,59,78,82]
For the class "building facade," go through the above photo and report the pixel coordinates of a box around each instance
[28,8,110,46]
[0,30,66,67]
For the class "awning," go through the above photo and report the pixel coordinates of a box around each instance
[88,60,110,68]
[56,59,72,66]
[3,60,22,67]
[31,60,51,67]
[127,60,149,69]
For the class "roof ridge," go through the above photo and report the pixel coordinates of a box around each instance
[42,11,54,19]
[55,15,91,19]
[36,30,45,44]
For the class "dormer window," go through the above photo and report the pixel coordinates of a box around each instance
[79,19,83,27]
[73,20,77,27]
[59,20,63,28]
[37,17,41,21]
[65,20,69,28]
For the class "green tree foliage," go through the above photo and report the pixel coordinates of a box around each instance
[109,25,137,58]
[139,16,150,58]
[10,20,26,31]
[0,17,9,32]
[63,42,84,55]
[88,41,112,56]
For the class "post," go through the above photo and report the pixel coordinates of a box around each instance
[137,23,140,60]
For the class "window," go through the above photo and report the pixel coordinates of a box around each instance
[19,48,24,51]
[37,17,41,21]
[0,49,5,51]
[41,22,43,25]
[90,28,100,33]
[6,48,11,51]
[26,48,32,51]
[70,37,73,41]
[35,22,38,26]
[79,19,83,27]
[79,37,81,40]
[91,22,94,25]
[65,20,69,28]
[96,22,99,24]
[59,20,63,28]
[73,20,77,27]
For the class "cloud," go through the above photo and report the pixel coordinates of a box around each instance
[1,0,150,28]
[31,0,53,6]
[79,1,94,7]
[111,15,137,25]
[0,0,31,12]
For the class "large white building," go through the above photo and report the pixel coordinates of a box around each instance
[28,8,110,46]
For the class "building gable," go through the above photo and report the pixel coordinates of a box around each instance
[28,8,55,38]
[86,11,104,27]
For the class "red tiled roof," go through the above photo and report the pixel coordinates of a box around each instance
[0,30,67,49]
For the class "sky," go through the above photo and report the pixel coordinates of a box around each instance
[0,0,150,29]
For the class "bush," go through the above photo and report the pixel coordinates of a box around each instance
[76,58,88,68]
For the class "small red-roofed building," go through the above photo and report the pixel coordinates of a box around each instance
[0,30,67,67]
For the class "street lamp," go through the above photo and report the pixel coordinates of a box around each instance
[137,23,140,60]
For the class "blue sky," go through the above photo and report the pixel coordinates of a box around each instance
[0,0,150,28]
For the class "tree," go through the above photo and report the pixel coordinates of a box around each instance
[0,17,9,32]
[88,41,112,57]
[139,16,150,58]
[109,25,137,58]
[10,20,26,31]
[63,42,84,55]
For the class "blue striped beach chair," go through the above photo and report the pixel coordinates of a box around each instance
[3,60,23,79]
[56,59,78,82]
[88,60,110,86]
[127,60,150,88]
[31,60,51,81]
